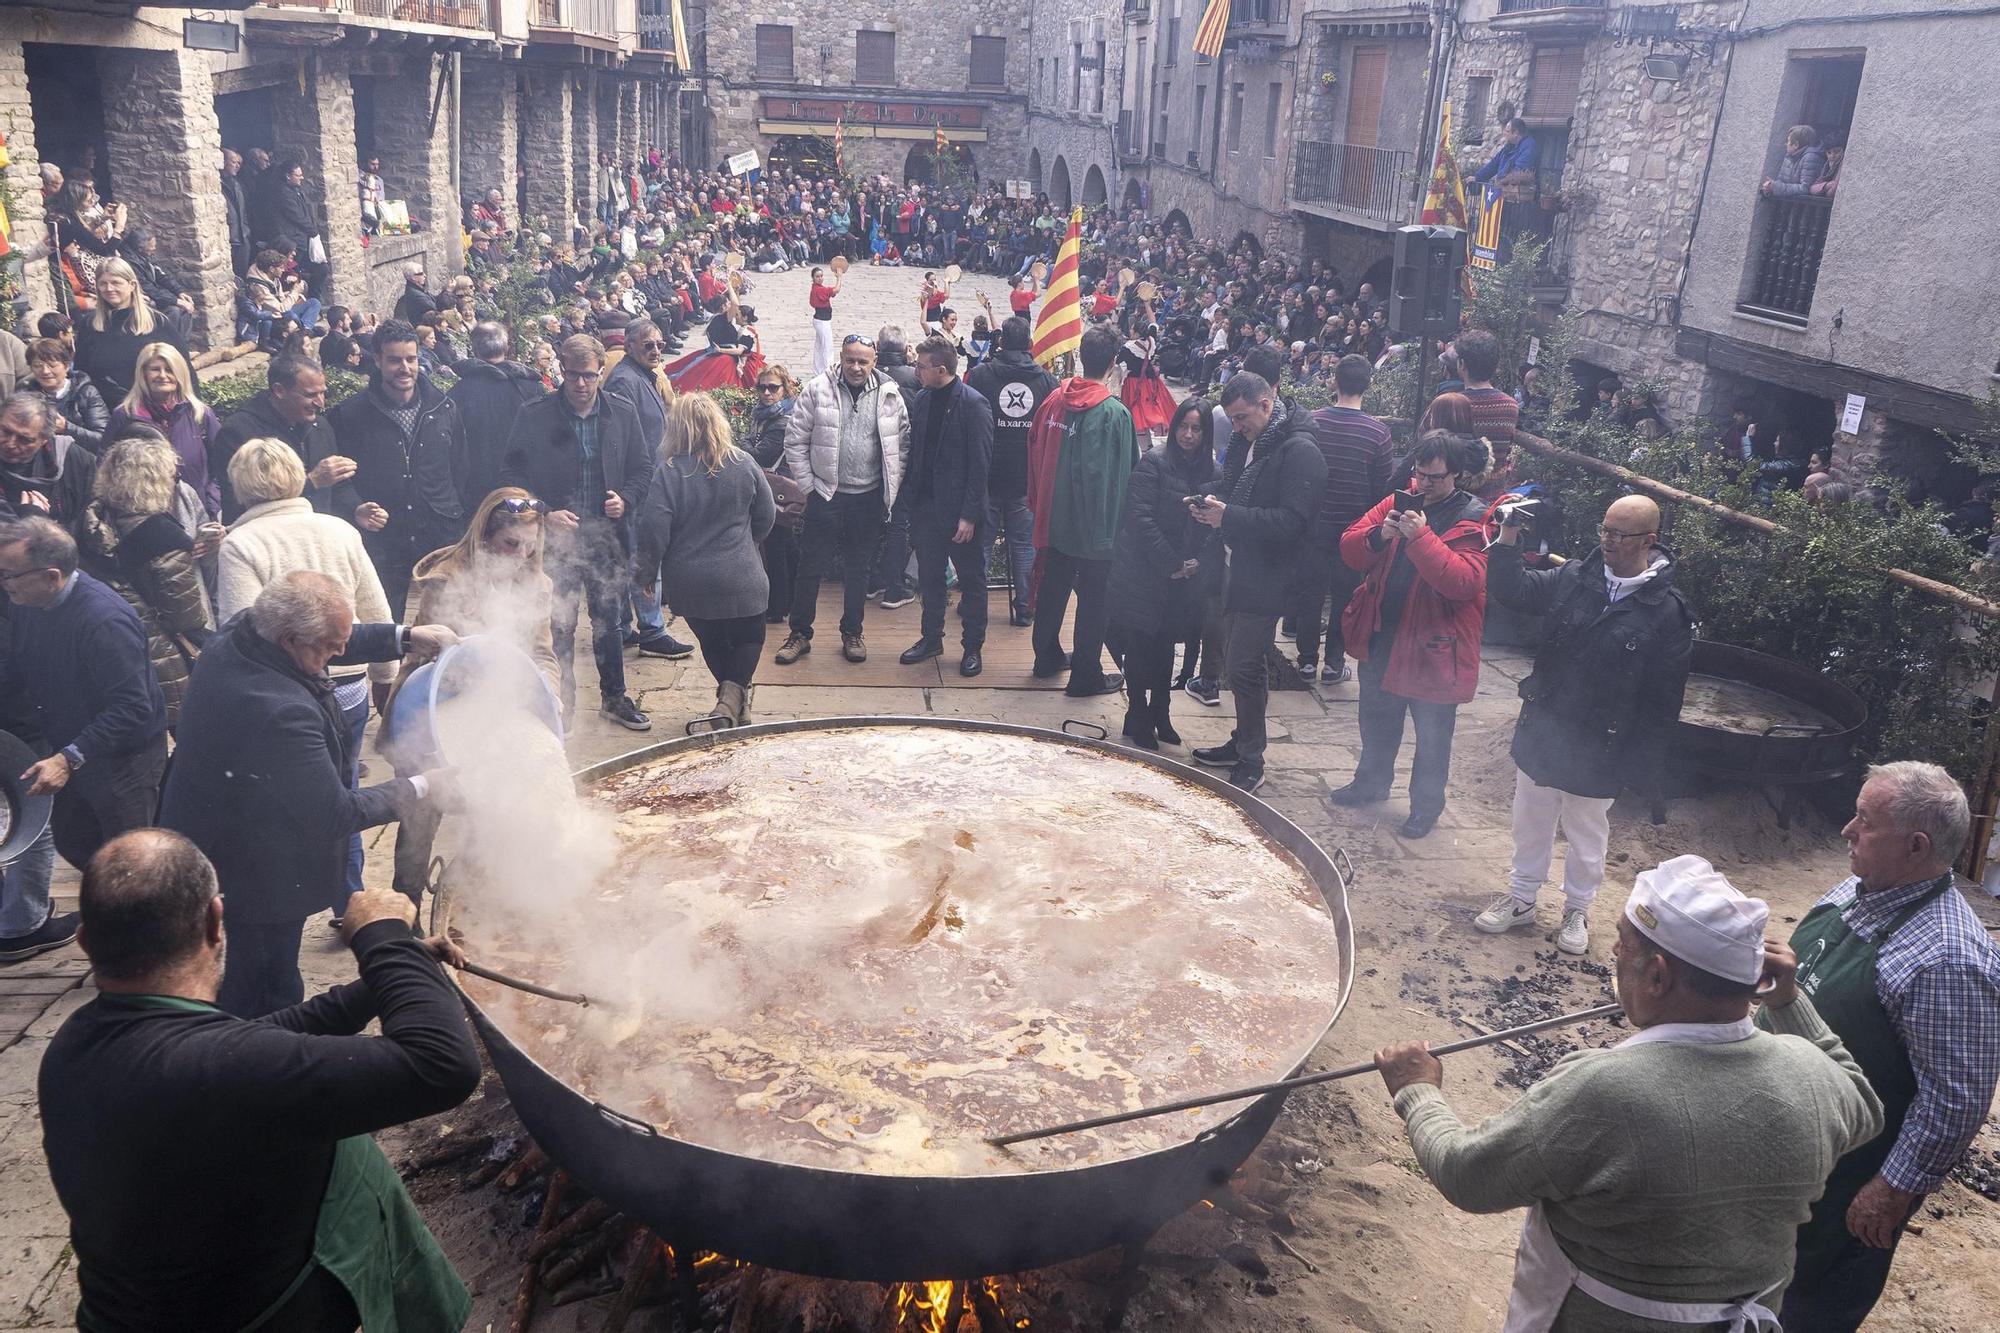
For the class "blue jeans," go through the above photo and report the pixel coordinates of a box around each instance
[873,504,913,597]
[552,549,630,703]
[985,496,1035,614]
[630,578,667,641]
[0,826,57,938]
[288,297,323,330]
[337,689,368,915]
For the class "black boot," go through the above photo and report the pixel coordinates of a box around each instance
[1122,690,1159,750]
[1152,697,1181,746]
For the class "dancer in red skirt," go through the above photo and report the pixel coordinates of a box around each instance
[1119,325,1176,437]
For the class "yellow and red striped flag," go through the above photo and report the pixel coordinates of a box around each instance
[833,116,845,174]
[1031,207,1085,367]
[1420,100,1469,229]
[934,118,948,160]
[669,0,690,71]
[1192,0,1230,59]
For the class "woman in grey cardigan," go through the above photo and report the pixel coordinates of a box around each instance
[637,392,777,726]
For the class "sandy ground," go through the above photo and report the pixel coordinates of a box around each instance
[2,264,1997,1331]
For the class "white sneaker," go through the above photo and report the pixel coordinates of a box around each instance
[1557,908,1590,956]
[1474,894,1537,934]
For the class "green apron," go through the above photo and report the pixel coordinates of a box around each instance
[121,995,471,1333]
[1759,878,1948,1286]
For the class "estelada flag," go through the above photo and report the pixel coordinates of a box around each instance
[1192,0,1230,59]
[1420,100,1469,229]
[1470,186,1504,272]
[1031,207,1085,367]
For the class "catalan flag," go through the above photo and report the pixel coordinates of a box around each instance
[1192,0,1230,59]
[1031,207,1085,367]
[669,0,690,71]
[934,117,948,160]
[1420,100,1469,229]
[833,115,845,174]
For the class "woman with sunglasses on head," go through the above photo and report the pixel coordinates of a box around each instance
[381,487,559,904]
[636,395,776,728]
[747,366,805,623]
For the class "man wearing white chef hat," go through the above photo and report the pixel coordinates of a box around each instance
[1374,856,1884,1332]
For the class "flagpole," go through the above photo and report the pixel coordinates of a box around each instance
[1411,0,1453,211]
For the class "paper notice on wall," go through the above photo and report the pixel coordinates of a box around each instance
[1840,393,1865,435]
[1526,336,1542,367]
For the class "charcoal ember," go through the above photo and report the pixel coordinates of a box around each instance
[1222,1242,1270,1279]
[1950,1147,2000,1201]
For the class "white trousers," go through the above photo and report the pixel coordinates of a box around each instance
[811,318,835,376]
[1507,766,1614,909]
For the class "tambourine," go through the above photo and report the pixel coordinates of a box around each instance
[1136,280,1158,301]
[830,254,850,276]
[724,252,746,270]
[1118,266,1137,288]
[943,263,962,284]
[1031,259,1049,281]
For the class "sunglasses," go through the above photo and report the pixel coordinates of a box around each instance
[635,340,666,351]
[492,497,548,516]
[843,334,875,347]
[756,382,783,392]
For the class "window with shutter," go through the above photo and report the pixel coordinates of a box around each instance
[856,31,896,86]
[970,36,1007,89]
[1524,45,1583,122]
[755,25,794,81]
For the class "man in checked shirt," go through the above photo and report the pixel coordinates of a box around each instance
[1760,760,2000,1330]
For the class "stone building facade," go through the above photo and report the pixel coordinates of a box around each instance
[699,7,1030,186]
[1024,0,1127,215]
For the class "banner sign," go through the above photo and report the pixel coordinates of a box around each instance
[725,149,761,176]
[760,97,987,129]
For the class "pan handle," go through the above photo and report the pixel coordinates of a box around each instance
[595,1102,660,1138]
[685,714,733,737]
[1331,846,1355,887]
[1061,719,1109,740]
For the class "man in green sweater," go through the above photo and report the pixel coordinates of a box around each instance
[1025,324,1139,697]
[1376,855,1882,1331]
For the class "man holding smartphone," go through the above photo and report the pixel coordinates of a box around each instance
[1187,372,1326,794]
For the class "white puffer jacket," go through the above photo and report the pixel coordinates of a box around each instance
[782,367,910,509]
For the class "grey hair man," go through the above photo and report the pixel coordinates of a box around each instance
[0,390,95,524]
[447,321,542,509]
[157,571,461,1016]
[392,261,436,326]
[1766,760,2000,1331]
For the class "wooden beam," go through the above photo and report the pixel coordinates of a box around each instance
[1509,431,2000,620]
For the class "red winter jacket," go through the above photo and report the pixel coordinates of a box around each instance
[1339,491,1489,704]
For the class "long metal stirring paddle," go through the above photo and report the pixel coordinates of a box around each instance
[988,1001,1623,1148]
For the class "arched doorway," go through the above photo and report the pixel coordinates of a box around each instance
[904,140,977,188]
[1230,230,1264,260]
[1028,148,1043,193]
[1163,208,1193,239]
[1121,176,1144,211]
[767,133,840,176]
[1360,255,1394,297]
[1050,156,1073,212]
[1082,164,1108,206]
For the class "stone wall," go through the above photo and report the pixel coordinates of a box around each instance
[571,70,598,216]
[461,61,519,206]
[99,48,234,350]
[0,38,57,318]
[372,51,460,292]
[521,68,574,237]
[616,79,640,168]
[269,49,368,311]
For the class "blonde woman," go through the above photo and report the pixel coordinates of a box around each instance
[73,434,215,727]
[218,437,395,917]
[385,486,559,902]
[75,256,193,408]
[635,393,776,726]
[111,341,220,515]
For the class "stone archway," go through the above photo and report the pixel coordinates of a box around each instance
[1231,230,1264,260]
[904,140,976,187]
[1122,176,1144,211]
[1049,156,1073,212]
[1163,208,1193,238]
[1028,148,1043,193]
[1082,164,1108,206]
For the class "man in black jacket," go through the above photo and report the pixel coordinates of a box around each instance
[500,333,652,731]
[898,337,993,677]
[158,572,459,1016]
[220,147,250,275]
[446,321,544,511]
[602,318,695,659]
[393,263,436,327]
[1476,495,1693,956]
[41,830,480,1333]
[250,159,325,297]
[965,316,1057,625]
[328,320,468,615]
[211,352,356,521]
[1189,372,1327,794]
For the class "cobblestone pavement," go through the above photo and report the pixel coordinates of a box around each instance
[729,261,1019,375]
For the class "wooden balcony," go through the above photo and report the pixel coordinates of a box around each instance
[255,0,494,30]
[1737,195,1834,328]
[1492,0,1608,36]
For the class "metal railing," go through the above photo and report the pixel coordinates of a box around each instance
[1123,0,1151,16]
[1229,0,1287,27]
[1498,0,1605,10]
[533,0,616,34]
[1738,194,1833,325]
[269,0,493,27]
[1291,142,1413,225]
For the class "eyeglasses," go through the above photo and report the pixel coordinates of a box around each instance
[635,340,666,351]
[1596,526,1653,542]
[0,566,54,583]
[843,334,875,347]
[756,382,783,393]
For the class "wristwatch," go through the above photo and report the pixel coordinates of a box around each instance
[59,745,84,772]
[396,625,412,657]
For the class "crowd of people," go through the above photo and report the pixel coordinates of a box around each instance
[0,138,1991,1333]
